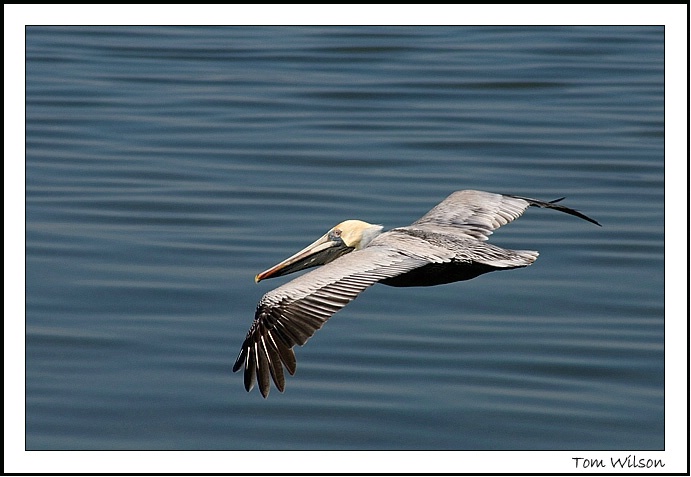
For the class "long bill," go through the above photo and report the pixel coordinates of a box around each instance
[255,233,353,283]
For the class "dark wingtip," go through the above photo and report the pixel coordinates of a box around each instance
[232,350,244,373]
[562,204,601,227]
[235,325,296,397]
[511,194,601,227]
[559,205,601,227]
[244,357,256,393]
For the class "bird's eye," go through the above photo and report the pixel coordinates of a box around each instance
[331,229,342,239]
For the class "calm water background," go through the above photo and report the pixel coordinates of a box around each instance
[25,26,664,451]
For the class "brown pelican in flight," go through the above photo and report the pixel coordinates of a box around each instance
[234,190,600,397]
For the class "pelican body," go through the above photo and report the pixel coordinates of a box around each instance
[234,190,600,397]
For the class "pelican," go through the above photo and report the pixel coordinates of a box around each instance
[234,189,600,397]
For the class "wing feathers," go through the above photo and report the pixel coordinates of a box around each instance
[412,190,531,240]
[233,247,426,397]
[234,190,599,397]
[507,194,601,226]
[412,190,600,240]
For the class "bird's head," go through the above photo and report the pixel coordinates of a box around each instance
[255,220,383,282]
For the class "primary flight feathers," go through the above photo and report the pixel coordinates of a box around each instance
[234,190,600,397]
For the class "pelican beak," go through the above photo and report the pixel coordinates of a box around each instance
[255,232,353,283]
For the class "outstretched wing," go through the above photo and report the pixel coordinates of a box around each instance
[235,190,600,398]
[411,190,599,240]
[233,246,427,397]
